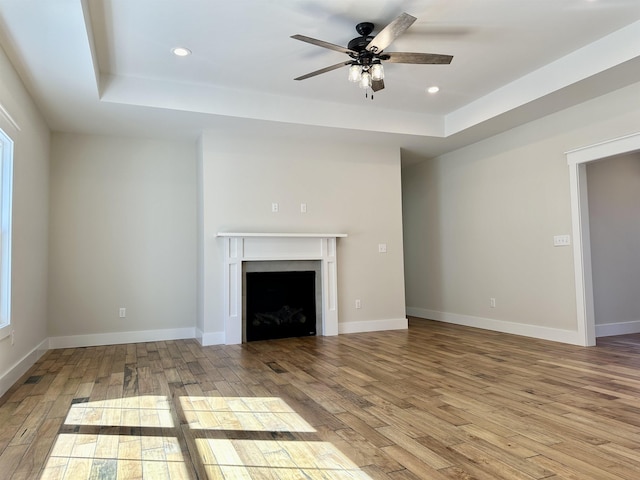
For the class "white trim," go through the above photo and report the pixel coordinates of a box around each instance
[196,329,225,346]
[0,127,13,334]
[566,132,640,165]
[217,232,347,238]
[568,162,595,346]
[595,321,640,338]
[407,307,582,345]
[566,132,640,346]
[338,317,408,335]
[48,327,196,349]
[0,323,10,340]
[0,102,20,132]
[0,338,49,398]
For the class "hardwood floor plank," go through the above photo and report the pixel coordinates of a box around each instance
[512,435,631,480]
[448,442,539,480]
[0,444,29,479]
[2,319,640,479]
[380,444,451,480]
[457,424,538,459]
[334,412,394,448]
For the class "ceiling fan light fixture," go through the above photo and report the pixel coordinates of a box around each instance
[427,86,440,94]
[359,71,372,89]
[371,63,384,81]
[291,12,453,96]
[348,64,362,82]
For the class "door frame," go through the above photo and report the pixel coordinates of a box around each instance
[566,132,640,346]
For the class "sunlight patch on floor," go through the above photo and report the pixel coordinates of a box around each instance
[45,433,189,479]
[180,396,316,432]
[40,395,371,479]
[196,438,371,479]
[64,395,174,428]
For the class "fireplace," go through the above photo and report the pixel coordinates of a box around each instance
[217,233,347,344]
[244,264,320,341]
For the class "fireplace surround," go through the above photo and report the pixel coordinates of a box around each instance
[217,233,347,344]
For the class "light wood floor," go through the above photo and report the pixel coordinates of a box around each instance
[1,318,640,479]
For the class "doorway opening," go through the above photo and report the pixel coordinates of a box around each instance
[567,132,640,346]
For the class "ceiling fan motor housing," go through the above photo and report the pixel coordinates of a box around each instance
[348,23,377,66]
[348,35,375,53]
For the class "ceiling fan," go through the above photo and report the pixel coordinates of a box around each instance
[291,12,453,94]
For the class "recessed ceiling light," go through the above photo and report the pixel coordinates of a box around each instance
[172,47,192,57]
[427,86,440,94]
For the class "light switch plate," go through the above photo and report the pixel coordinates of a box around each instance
[553,235,571,246]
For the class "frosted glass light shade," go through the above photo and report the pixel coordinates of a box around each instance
[359,71,372,89]
[371,63,384,81]
[348,65,362,82]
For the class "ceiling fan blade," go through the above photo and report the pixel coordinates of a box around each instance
[291,34,355,55]
[384,52,453,64]
[366,12,416,54]
[294,61,351,81]
[371,79,385,92]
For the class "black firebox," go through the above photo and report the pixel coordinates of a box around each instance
[245,270,317,342]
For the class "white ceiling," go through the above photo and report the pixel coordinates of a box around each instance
[0,0,639,160]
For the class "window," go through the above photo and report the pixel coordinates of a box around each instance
[0,127,12,340]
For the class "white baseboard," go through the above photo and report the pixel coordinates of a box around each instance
[407,307,582,345]
[595,320,640,337]
[0,338,49,398]
[339,317,408,335]
[49,327,196,349]
[196,329,225,346]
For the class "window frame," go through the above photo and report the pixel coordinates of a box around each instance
[0,127,13,340]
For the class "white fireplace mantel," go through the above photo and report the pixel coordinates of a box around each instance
[216,233,347,344]
[218,232,347,238]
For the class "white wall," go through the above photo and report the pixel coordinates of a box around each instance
[198,127,406,343]
[48,133,197,347]
[587,152,640,333]
[403,81,640,344]
[0,45,50,396]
